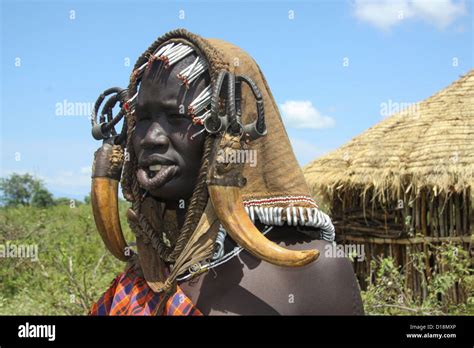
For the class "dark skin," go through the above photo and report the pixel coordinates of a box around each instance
[133,52,209,221]
[180,233,364,315]
[133,51,364,315]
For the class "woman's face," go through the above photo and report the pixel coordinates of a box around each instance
[132,52,209,201]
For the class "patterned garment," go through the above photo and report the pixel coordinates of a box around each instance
[89,269,202,316]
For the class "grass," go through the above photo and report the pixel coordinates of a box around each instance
[0,203,472,315]
[0,202,133,315]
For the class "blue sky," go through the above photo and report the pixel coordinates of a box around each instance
[1,0,472,199]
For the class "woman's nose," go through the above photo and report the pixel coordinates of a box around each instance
[140,121,170,149]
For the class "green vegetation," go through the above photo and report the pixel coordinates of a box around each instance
[31,188,55,208]
[0,173,81,208]
[362,241,473,315]
[1,201,471,315]
[0,173,472,315]
[0,173,43,207]
[0,202,133,315]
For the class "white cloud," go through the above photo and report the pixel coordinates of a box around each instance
[43,170,91,196]
[353,0,466,30]
[353,0,414,30]
[280,100,336,129]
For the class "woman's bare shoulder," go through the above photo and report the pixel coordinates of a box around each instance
[179,226,364,315]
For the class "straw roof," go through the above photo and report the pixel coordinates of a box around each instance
[304,70,474,201]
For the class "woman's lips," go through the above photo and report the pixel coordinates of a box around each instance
[137,164,178,191]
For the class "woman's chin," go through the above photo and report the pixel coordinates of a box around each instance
[147,180,195,202]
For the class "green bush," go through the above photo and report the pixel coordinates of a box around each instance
[361,241,473,315]
[54,197,82,207]
[0,201,133,315]
[0,173,43,207]
[0,201,471,315]
[31,188,55,208]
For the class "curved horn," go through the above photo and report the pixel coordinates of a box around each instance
[207,133,318,267]
[209,186,319,267]
[91,178,130,261]
[91,138,131,262]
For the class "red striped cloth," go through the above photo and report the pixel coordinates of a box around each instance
[89,269,202,316]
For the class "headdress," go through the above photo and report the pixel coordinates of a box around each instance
[89,29,335,299]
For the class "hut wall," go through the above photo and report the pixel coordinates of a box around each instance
[333,187,472,305]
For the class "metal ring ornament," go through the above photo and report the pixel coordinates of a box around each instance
[204,70,231,134]
[91,87,128,142]
[204,70,266,141]
[237,75,267,142]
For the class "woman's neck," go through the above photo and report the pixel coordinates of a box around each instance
[163,199,188,230]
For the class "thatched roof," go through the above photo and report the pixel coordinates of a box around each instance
[304,70,474,201]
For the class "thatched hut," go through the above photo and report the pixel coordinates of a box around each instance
[304,70,473,303]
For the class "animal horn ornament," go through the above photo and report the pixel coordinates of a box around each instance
[206,70,320,267]
[90,87,132,262]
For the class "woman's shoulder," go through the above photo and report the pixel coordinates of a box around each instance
[180,226,365,315]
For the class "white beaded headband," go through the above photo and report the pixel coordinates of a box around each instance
[125,42,211,137]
